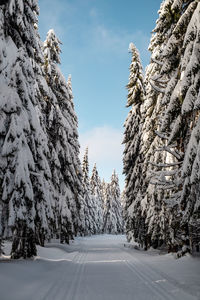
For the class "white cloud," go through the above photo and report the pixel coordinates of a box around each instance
[38,0,74,38]
[79,126,123,163]
[79,126,125,189]
[38,0,150,65]
[91,24,150,60]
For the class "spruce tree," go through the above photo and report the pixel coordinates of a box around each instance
[123,43,145,244]
[0,196,3,255]
[138,0,181,250]
[0,0,53,258]
[0,1,85,257]
[82,148,96,235]
[103,172,123,234]
[145,0,200,253]
[110,171,123,233]
[128,0,200,253]
[90,164,104,233]
[42,29,84,241]
[158,0,200,252]
[103,183,112,234]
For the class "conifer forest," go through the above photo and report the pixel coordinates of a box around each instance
[0,1,200,300]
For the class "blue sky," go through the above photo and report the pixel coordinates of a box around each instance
[38,0,161,190]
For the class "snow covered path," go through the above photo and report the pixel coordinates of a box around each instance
[0,235,200,300]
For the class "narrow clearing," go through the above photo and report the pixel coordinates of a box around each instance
[0,235,200,300]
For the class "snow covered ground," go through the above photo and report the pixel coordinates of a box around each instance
[0,235,200,300]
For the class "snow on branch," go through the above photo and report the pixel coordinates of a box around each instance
[156,146,183,160]
[155,130,168,140]
[151,57,163,66]
[149,80,165,93]
[164,192,182,205]
[149,169,178,177]
[151,76,169,85]
[149,161,182,168]
[164,197,180,207]
[149,180,176,190]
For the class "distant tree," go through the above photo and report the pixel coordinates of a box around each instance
[103,171,123,234]
[110,171,123,233]
[90,164,104,233]
[81,148,96,235]
[103,183,112,233]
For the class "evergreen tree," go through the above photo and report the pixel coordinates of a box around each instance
[0,1,85,257]
[90,164,104,233]
[123,0,200,254]
[137,0,181,250]
[0,0,52,258]
[110,171,123,233]
[103,183,112,233]
[158,0,200,252]
[123,43,145,244]
[103,172,123,234]
[146,0,200,253]
[0,195,3,255]
[42,29,84,241]
[82,148,96,235]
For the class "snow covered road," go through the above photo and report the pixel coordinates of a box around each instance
[0,235,200,300]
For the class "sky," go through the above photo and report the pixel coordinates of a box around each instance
[38,0,162,190]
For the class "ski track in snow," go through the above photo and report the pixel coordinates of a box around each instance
[0,235,200,300]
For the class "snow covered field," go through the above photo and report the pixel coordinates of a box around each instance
[0,235,200,300]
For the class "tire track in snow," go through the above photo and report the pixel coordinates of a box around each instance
[139,260,199,300]
[118,246,171,300]
[124,260,171,300]
[122,248,197,300]
[40,249,86,300]
[64,248,88,300]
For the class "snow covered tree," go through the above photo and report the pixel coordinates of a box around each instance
[90,164,104,233]
[158,0,200,252]
[145,0,200,253]
[0,0,85,258]
[103,172,123,234]
[123,0,200,253]
[103,183,112,234]
[136,0,183,250]
[123,43,145,244]
[0,194,3,255]
[42,29,84,241]
[110,171,123,233]
[0,0,53,258]
[81,148,96,235]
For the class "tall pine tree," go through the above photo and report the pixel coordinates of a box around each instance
[42,29,84,241]
[123,43,145,244]
[103,172,123,234]
[0,0,53,258]
[90,164,104,233]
